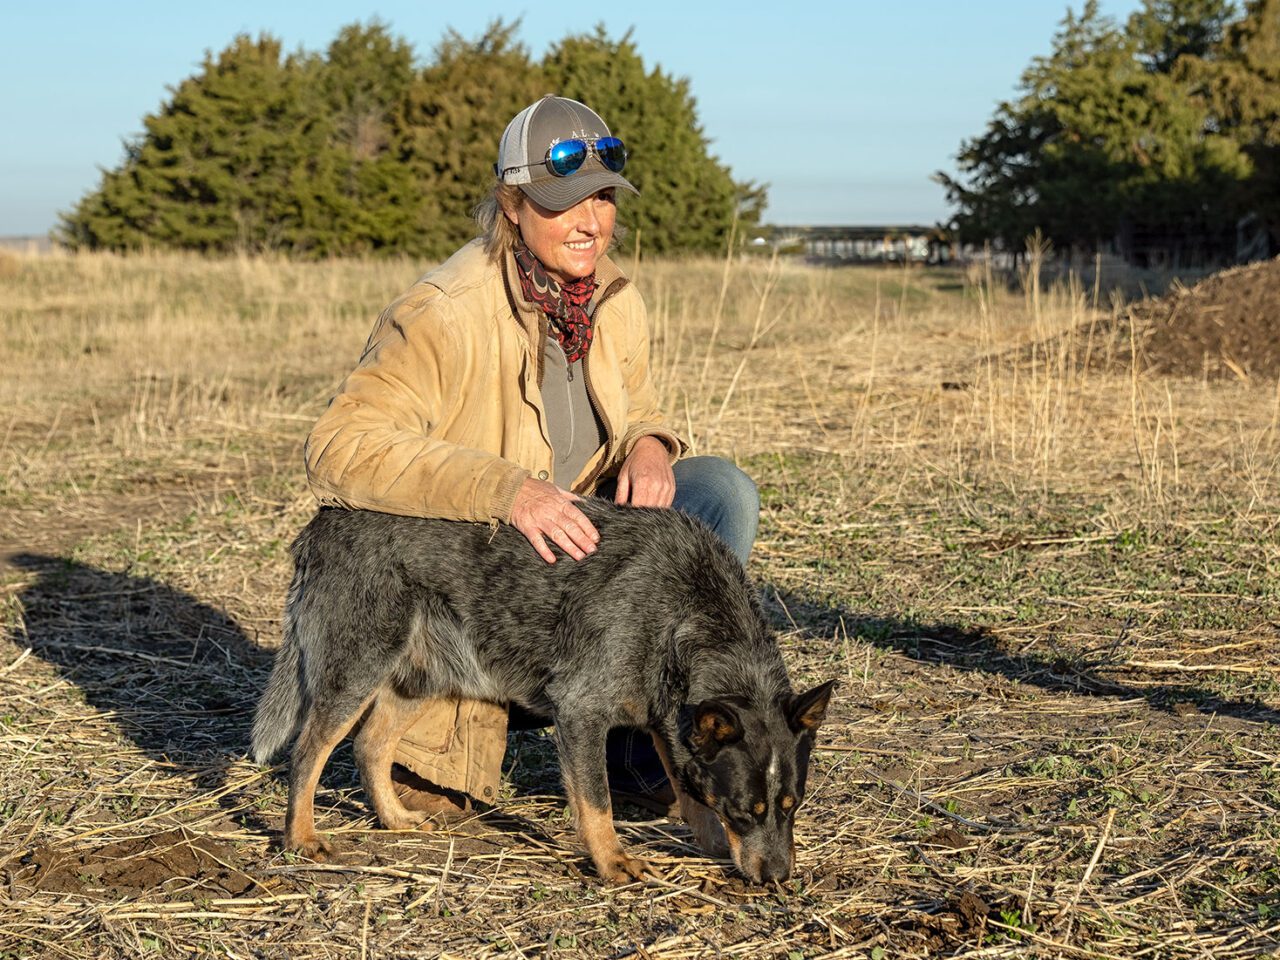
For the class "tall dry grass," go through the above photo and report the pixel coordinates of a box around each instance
[3,243,1277,529]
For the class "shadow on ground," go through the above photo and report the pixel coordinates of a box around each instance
[8,550,1275,898]
[765,586,1280,726]
[8,552,270,769]
[8,554,1275,791]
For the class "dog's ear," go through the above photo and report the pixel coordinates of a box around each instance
[787,679,837,734]
[689,699,743,755]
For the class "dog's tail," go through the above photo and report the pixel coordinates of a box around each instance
[250,571,308,764]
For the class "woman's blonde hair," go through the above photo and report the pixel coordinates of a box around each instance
[473,182,525,261]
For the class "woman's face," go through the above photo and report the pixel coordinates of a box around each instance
[506,189,616,283]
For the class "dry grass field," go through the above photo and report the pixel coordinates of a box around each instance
[1,247,1277,958]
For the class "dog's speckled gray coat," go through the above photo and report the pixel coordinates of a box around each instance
[252,499,831,882]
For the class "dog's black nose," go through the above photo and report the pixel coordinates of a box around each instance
[757,852,792,884]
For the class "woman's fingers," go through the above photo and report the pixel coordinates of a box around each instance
[620,465,675,508]
[511,477,599,562]
[554,501,600,558]
[615,437,676,508]
[526,529,557,564]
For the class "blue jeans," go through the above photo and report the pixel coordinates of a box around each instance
[596,455,759,565]
[597,455,760,797]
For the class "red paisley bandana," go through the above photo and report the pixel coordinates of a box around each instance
[512,239,597,363]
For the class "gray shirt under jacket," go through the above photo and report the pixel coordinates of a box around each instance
[541,336,607,488]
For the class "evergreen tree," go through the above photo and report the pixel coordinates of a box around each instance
[543,26,759,255]
[60,34,319,254]
[936,0,1253,260]
[1129,0,1236,72]
[937,5,1132,250]
[58,20,766,258]
[1193,0,1280,243]
[402,20,545,260]
[292,21,426,256]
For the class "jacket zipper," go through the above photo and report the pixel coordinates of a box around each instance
[576,277,628,494]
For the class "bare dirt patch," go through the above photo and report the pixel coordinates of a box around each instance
[18,828,255,898]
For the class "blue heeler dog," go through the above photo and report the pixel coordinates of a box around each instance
[251,500,836,885]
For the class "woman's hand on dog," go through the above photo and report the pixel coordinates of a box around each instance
[614,436,675,509]
[511,477,600,563]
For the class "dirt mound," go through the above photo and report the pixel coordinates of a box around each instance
[1126,257,1280,379]
[17,828,254,898]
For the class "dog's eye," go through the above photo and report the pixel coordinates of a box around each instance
[721,801,755,827]
[724,801,769,828]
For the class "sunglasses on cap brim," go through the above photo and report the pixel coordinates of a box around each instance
[498,137,627,179]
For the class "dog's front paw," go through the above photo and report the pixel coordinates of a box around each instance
[599,852,657,885]
[285,831,335,862]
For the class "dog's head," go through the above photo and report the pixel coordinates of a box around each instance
[678,679,836,884]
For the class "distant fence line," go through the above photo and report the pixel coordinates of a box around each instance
[0,236,53,253]
[7,216,1270,268]
[758,225,953,264]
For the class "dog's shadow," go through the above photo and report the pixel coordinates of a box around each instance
[8,552,1272,854]
[765,587,1280,725]
[6,553,272,783]
[4,554,654,836]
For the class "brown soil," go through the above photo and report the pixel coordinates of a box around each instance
[1125,257,1280,379]
[19,828,256,898]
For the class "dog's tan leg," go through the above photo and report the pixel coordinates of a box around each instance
[564,772,654,885]
[284,693,373,861]
[555,720,654,884]
[650,733,728,858]
[353,688,440,831]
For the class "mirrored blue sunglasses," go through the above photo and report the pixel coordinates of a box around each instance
[499,137,627,179]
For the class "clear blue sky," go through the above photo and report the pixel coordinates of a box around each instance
[0,0,1142,236]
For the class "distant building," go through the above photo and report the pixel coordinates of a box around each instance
[764,225,951,264]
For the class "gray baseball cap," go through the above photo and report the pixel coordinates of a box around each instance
[496,95,639,211]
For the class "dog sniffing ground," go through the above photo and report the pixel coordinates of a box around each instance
[252,502,836,885]
[1,249,1277,958]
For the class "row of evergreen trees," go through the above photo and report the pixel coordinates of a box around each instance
[937,0,1279,262]
[59,22,765,259]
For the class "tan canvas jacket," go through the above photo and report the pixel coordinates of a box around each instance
[304,238,686,800]
[305,238,684,522]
